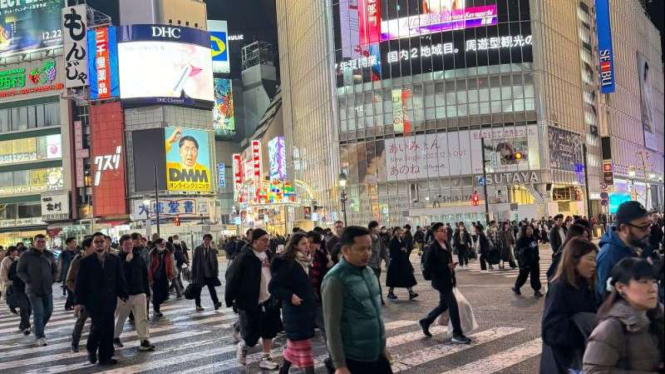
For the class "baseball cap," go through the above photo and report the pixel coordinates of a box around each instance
[615,201,649,225]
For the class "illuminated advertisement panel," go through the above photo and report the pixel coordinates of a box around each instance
[208,20,230,74]
[164,127,212,192]
[213,78,235,137]
[251,140,262,180]
[0,0,63,57]
[637,52,657,150]
[0,134,61,165]
[117,25,214,104]
[88,26,120,100]
[232,153,242,192]
[268,136,286,181]
[90,102,127,217]
[595,0,615,94]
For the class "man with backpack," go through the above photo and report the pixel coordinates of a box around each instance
[418,222,470,344]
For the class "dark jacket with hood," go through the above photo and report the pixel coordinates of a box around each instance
[119,250,150,296]
[268,256,316,341]
[595,228,640,298]
[225,244,273,312]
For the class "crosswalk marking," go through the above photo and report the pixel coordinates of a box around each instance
[437,338,542,374]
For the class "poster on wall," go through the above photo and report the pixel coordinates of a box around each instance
[87,26,120,100]
[548,127,584,172]
[637,52,657,151]
[62,5,88,88]
[213,78,235,137]
[0,0,63,58]
[164,127,212,192]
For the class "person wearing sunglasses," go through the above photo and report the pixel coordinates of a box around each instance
[596,201,652,299]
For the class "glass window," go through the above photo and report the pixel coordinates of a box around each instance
[0,172,13,188]
[0,203,16,220]
[44,103,59,127]
[13,170,30,188]
[27,106,37,129]
[17,203,41,219]
[35,104,45,127]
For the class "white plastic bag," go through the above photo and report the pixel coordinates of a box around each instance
[436,288,478,337]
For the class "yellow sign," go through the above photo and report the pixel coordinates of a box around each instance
[164,127,212,192]
[211,35,226,58]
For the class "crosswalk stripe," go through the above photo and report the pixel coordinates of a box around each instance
[391,327,524,372]
[437,338,542,374]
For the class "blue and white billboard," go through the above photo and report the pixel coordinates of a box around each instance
[208,20,230,74]
[218,163,226,188]
[595,0,615,94]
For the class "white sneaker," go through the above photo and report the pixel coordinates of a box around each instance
[259,356,279,370]
[35,338,47,347]
[236,342,247,365]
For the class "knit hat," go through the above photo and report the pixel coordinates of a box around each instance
[251,228,269,242]
[615,201,648,225]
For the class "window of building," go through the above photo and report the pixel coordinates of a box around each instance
[17,202,41,219]
[44,102,59,127]
[0,110,9,133]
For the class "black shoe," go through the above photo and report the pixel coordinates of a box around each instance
[324,357,335,374]
[154,312,163,318]
[23,327,31,336]
[534,291,544,298]
[419,319,432,338]
[113,338,123,348]
[9,308,18,315]
[98,358,118,366]
[214,302,222,310]
[409,292,419,300]
[196,305,204,311]
[452,334,472,344]
[88,351,97,364]
[511,287,521,296]
[71,344,79,353]
[381,300,386,306]
[139,340,156,351]
[387,292,398,300]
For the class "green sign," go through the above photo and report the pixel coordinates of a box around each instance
[0,68,26,90]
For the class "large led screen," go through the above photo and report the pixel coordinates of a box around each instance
[117,25,214,104]
[164,126,212,192]
[213,78,235,137]
[0,0,63,57]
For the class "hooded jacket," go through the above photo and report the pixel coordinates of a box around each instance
[595,228,639,298]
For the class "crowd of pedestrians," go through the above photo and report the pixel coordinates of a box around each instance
[0,200,663,373]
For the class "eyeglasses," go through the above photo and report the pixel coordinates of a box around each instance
[625,222,651,232]
[93,240,105,244]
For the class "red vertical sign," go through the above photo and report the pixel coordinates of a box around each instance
[252,140,262,180]
[95,28,111,99]
[359,0,381,45]
[232,153,243,189]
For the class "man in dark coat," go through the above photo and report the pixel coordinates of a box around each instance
[75,232,128,366]
[191,233,222,311]
[549,214,567,256]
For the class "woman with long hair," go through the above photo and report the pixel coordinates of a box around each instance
[583,257,664,373]
[512,224,543,297]
[386,227,418,300]
[540,238,599,374]
[268,232,317,374]
[546,223,591,282]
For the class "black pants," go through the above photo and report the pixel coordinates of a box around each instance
[515,264,542,292]
[372,268,384,304]
[457,248,469,266]
[346,355,393,374]
[194,277,220,307]
[16,292,31,331]
[423,289,463,336]
[88,312,115,362]
[65,288,75,310]
[72,308,90,346]
[479,254,491,270]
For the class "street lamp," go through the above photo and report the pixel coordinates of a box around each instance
[338,172,348,226]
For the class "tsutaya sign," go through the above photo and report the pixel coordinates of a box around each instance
[476,171,539,186]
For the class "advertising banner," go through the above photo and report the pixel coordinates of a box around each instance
[0,134,61,166]
[164,127,212,192]
[41,193,69,221]
[358,0,381,45]
[548,127,584,172]
[117,25,214,103]
[0,59,63,98]
[392,88,412,134]
[88,26,119,100]
[62,5,88,88]
[213,78,235,137]
[0,0,63,58]
[637,52,657,150]
[208,20,230,74]
[218,163,226,188]
[268,136,286,181]
[251,140,262,180]
[130,198,209,220]
[470,125,540,173]
[91,102,127,217]
[595,0,615,94]
[232,153,242,191]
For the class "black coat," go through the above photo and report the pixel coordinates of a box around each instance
[119,250,150,296]
[541,278,599,374]
[549,226,567,254]
[225,245,272,312]
[191,245,219,285]
[515,236,540,268]
[427,240,456,293]
[268,256,315,341]
[75,253,128,315]
[386,237,417,288]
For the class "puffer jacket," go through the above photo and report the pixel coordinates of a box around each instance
[583,300,664,374]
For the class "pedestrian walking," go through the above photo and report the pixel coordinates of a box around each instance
[16,234,57,346]
[546,223,591,283]
[191,233,222,311]
[148,238,175,318]
[403,224,415,258]
[75,233,128,366]
[453,222,472,268]
[58,237,79,310]
[583,257,664,373]
[499,222,517,269]
[512,224,544,297]
[8,248,31,335]
[322,226,393,374]
[67,238,93,352]
[475,224,495,271]
[386,227,418,301]
[549,214,567,256]
[225,228,282,370]
[166,237,185,299]
[1,246,18,314]
[540,238,599,374]
[269,233,317,374]
[113,235,154,351]
[368,221,390,305]
[418,222,471,344]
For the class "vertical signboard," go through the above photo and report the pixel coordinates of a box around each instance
[268,136,286,181]
[636,53,657,150]
[251,140,262,180]
[217,163,226,188]
[232,153,242,192]
[164,127,213,192]
[88,26,120,100]
[595,0,615,94]
[358,0,381,45]
[213,78,235,137]
[73,120,86,188]
[91,102,127,217]
[208,20,230,74]
[62,5,89,88]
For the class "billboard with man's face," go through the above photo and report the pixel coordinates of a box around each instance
[164,127,212,192]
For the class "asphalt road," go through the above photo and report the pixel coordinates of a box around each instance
[0,247,552,374]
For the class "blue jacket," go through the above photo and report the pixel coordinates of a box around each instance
[595,228,638,297]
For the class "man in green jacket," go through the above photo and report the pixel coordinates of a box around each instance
[322,226,392,374]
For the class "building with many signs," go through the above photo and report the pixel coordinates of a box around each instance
[276,0,664,227]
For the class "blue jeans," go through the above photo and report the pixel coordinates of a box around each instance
[27,293,53,339]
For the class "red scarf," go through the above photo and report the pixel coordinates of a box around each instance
[149,250,173,283]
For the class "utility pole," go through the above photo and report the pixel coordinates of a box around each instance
[154,166,160,236]
[582,144,592,219]
[480,138,491,226]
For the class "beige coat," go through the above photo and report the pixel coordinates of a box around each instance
[0,256,14,288]
[583,300,663,374]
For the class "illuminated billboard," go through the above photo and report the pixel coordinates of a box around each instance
[164,127,212,192]
[637,52,657,150]
[117,25,214,104]
[0,0,63,57]
[595,0,615,94]
[268,136,286,181]
[87,26,120,100]
[0,134,61,166]
[208,20,230,74]
[213,78,235,137]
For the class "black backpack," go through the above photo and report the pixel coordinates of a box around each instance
[420,244,433,281]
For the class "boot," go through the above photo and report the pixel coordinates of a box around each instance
[279,359,291,374]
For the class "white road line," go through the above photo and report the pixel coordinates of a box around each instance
[391,327,524,372]
[437,338,542,374]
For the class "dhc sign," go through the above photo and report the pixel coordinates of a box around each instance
[152,26,181,39]
[595,0,615,94]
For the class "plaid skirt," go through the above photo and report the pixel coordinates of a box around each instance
[283,339,314,368]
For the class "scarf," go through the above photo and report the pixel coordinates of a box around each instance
[295,251,312,275]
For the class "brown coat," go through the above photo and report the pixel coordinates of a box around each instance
[583,300,663,374]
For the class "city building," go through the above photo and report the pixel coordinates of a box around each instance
[276,0,664,227]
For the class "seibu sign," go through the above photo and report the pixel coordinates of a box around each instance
[476,171,539,186]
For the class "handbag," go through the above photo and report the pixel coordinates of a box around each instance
[445,287,479,337]
[181,265,192,282]
[183,283,201,300]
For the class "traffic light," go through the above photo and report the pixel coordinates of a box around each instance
[174,215,181,227]
[503,151,526,162]
[471,191,480,206]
